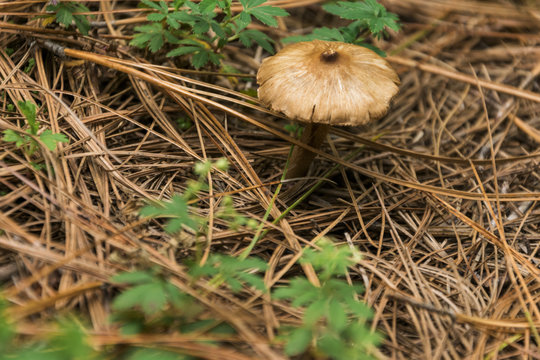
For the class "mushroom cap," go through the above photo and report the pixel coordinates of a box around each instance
[257,40,400,126]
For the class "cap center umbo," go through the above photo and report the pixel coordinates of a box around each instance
[320,49,339,63]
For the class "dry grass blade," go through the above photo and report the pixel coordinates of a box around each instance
[0,0,539,358]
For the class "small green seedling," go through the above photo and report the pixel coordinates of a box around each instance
[273,238,381,359]
[3,100,69,157]
[112,270,191,317]
[0,298,102,359]
[140,158,257,236]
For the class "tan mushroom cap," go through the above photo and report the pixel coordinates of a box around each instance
[257,40,400,126]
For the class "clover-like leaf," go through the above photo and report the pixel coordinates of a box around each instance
[39,129,69,151]
[285,327,312,356]
[131,23,166,52]
[3,130,27,148]
[238,29,274,54]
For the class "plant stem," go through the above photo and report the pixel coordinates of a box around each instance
[239,145,293,259]
[285,123,330,179]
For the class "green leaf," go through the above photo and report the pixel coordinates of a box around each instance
[317,334,346,359]
[119,321,144,336]
[300,239,355,279]
[273,277,317,307]
[210,21,227,39]
[3,129,27,148]
[127,348,189,360]
[208,52,223,66]
[112,271,155,285]
[340,21,364,43]
[345,296,373,319]
[199,0,218,14]
[303,299,326,326]
[216,0,231,10]
[131,23,166,52]
[158,0,169,13]
[323,1,374,20]
[237,272,266,292]
[166,46,202,57]
[285,327,312,356]
[191,50,209,69]
[190,254,266,292]
[281,33,318,44]
[48,319,99,360]
[112,282,167,315]
[282,27,346,44]
[169,10,196,23]
[357,42,387,57]
[328,298,348,332]
[192,18,210,34]
[0,298,15,352]
[185,1,201,13]
[147,13,166,21]
[30,162,46,171]
[235,11,251,31]
[163,282,188,309]
[166,16,181,29]
[322,0,400,37]
[141,0,166,12]
[148,35,165,52]
[249,5,289,27]
[73,14,91,35]
[313,27,345,41]
[173,0,187,11]
[347,322,382,350]
[18,100,37,134]
[54,6,73,27]
[239,0,266,9]
[164,30,181,44]
[139,194,198,232]
[39,129,69,151]
[47,2,91,35]
[238,29,274,54]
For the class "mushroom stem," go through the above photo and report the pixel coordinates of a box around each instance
[286,123,330,179]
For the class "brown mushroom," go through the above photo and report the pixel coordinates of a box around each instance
[257,40,400,179]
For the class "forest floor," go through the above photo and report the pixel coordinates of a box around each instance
[1,0,540,359]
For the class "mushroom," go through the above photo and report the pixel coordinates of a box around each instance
[256,40,400,179]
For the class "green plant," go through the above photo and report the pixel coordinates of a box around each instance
[0,298,103,359]
[111,268,205,338]
[0,294,191,359]
[140,158,258,236]
[283,0,400,56]
[125,348,191,360]
[115,161,379,359]
[112,270,191,317]
[131,0,289,68]
[110,267,237,351]
[273,238,381,359]
[140,193,201,233]
[216,195,259,231]
[3,100,69,157]
[190,254,267,292]
[24,58,36,73]
[46,0,92,35]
